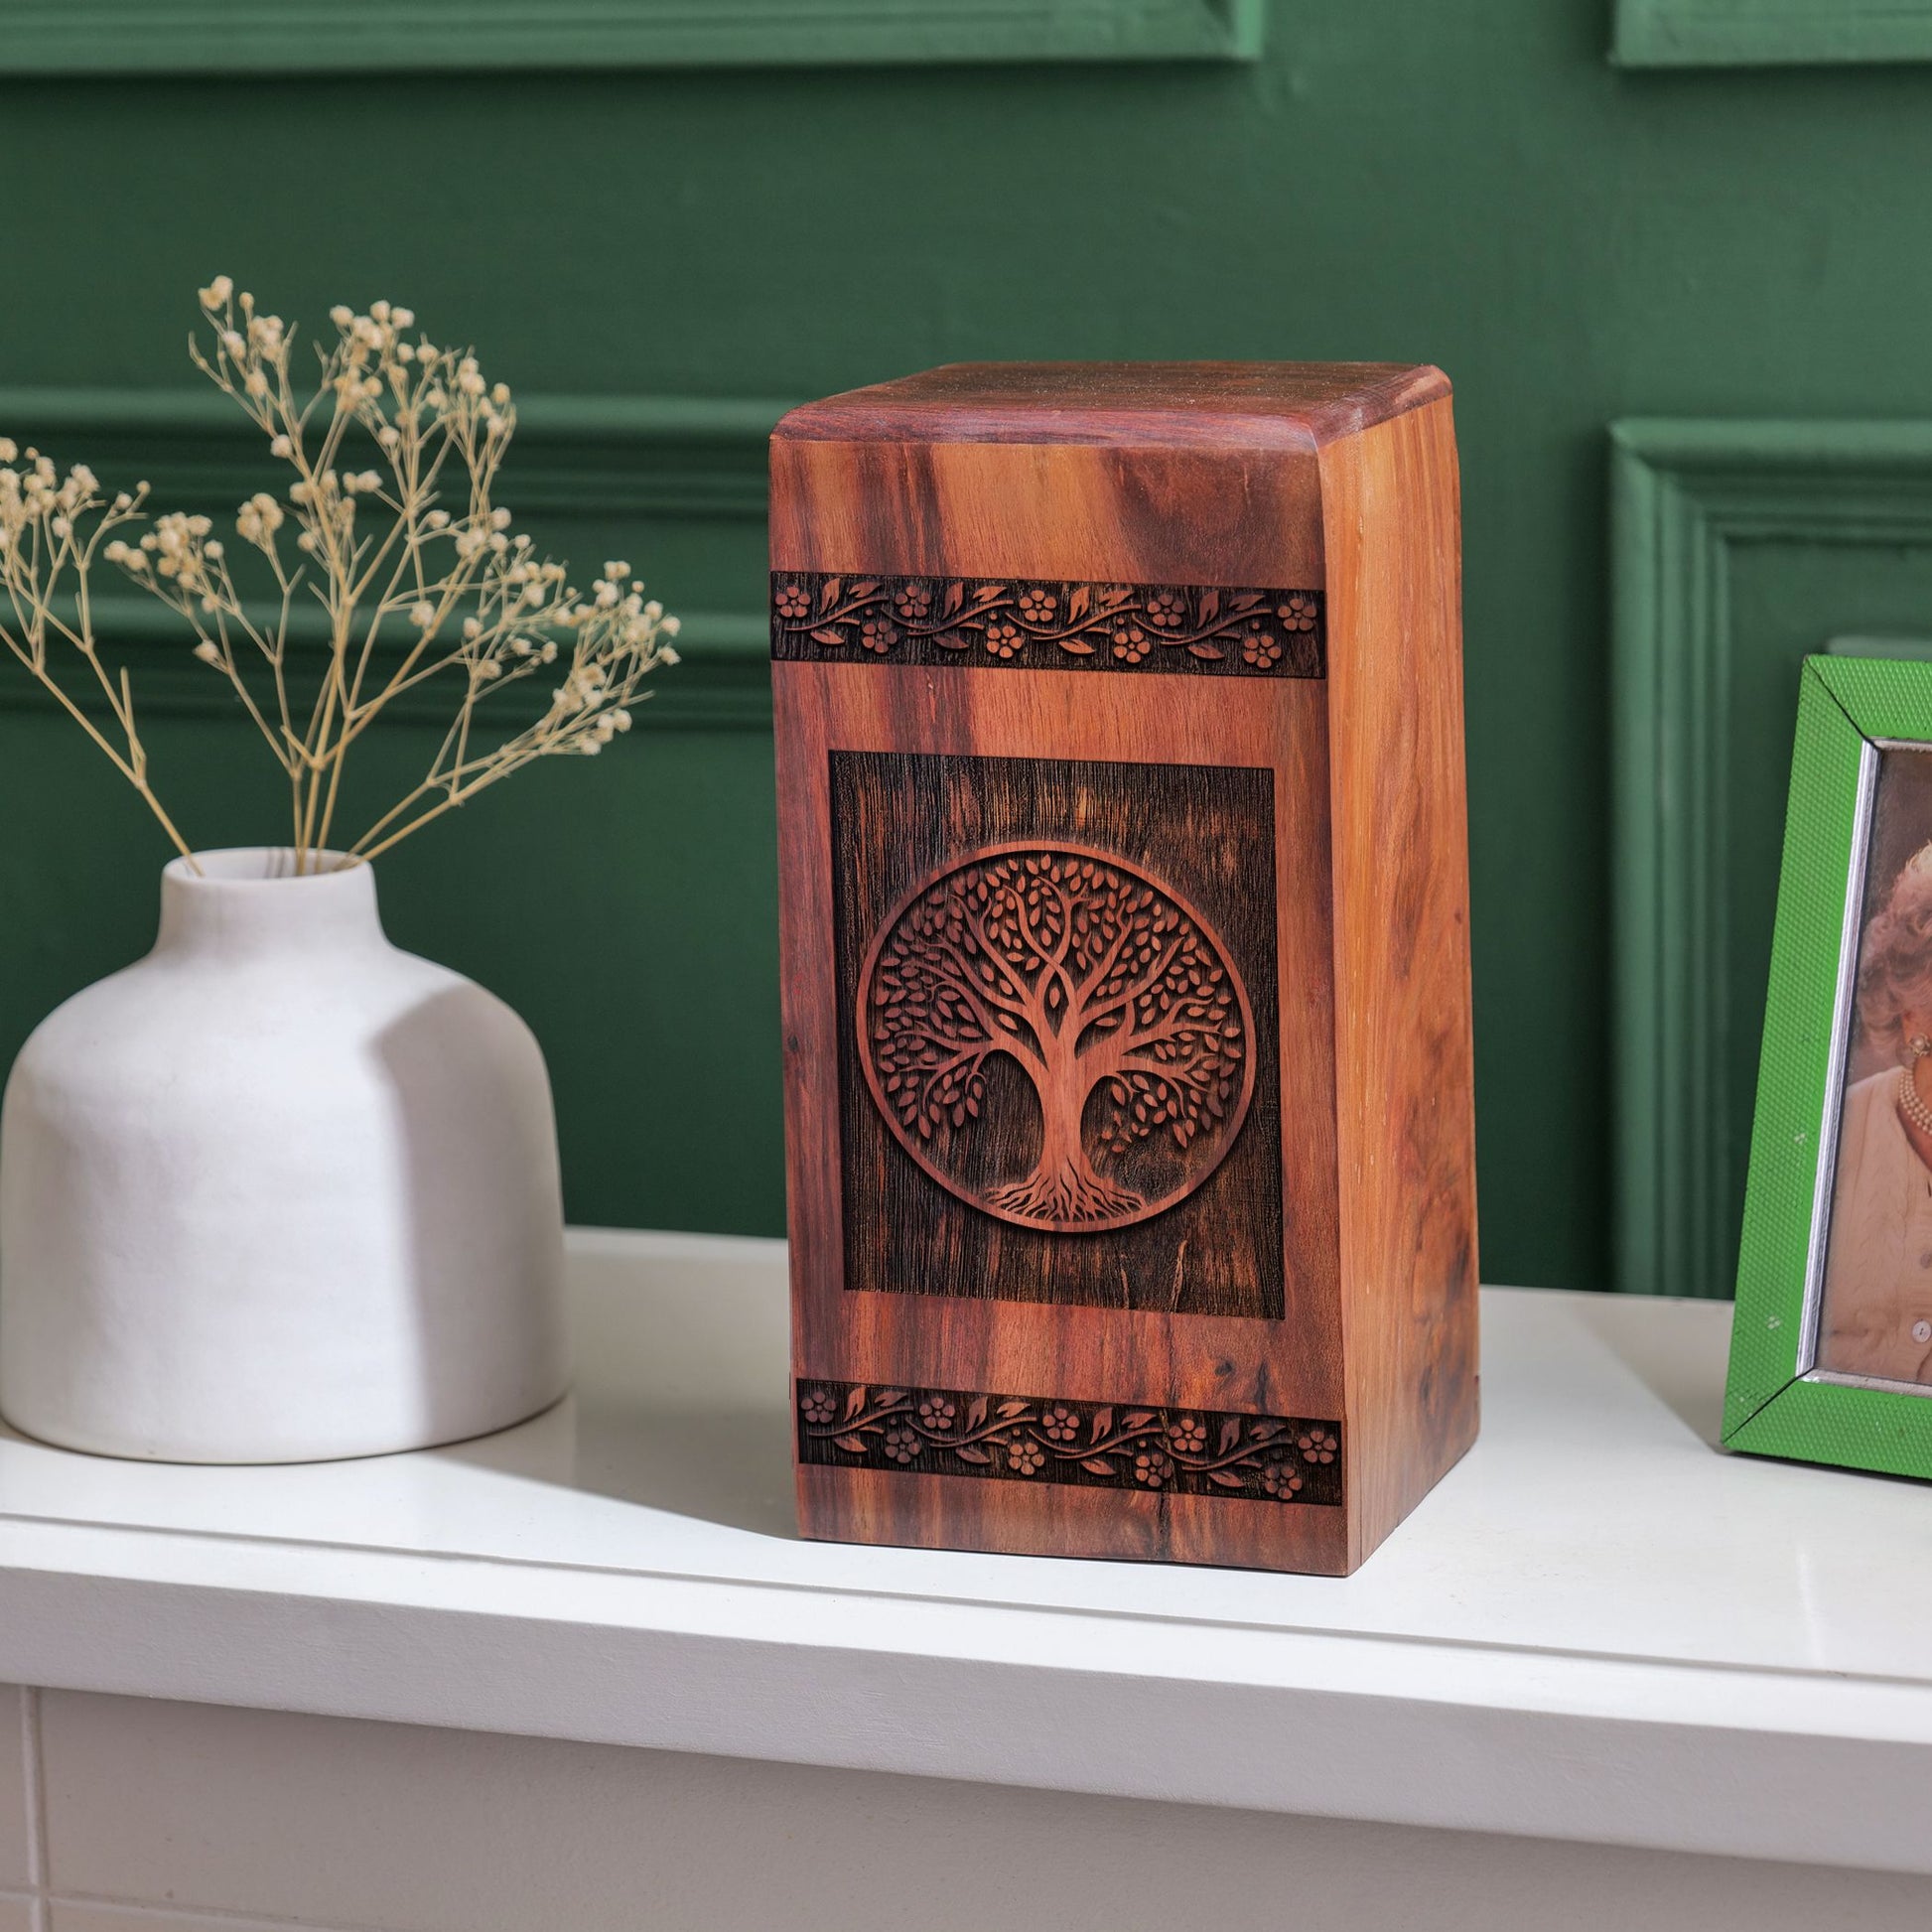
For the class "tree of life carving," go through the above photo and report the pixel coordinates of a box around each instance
[857,843,1255,1233]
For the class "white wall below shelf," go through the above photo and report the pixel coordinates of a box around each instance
[0,1228,1929,1887]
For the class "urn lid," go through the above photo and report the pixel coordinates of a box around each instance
[772,360,1450,453]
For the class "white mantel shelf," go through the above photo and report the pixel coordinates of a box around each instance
[1,1231,1930,1876]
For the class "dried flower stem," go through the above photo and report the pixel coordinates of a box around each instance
[0,279,680,874]
[0,461,201,866]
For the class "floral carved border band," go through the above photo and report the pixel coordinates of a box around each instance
[797,1380,1342,1504]
[770,572,1323,676]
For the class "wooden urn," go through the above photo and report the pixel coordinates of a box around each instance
[769,362,1477,1575]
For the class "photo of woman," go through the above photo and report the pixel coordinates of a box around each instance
[1818,748,1932,1387]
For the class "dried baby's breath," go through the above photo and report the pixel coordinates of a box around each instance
[0,282,679,873]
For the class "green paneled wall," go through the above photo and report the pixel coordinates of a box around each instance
[4,1,1930,1286]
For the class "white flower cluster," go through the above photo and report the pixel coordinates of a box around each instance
[535,558,680,754]
[0,445,118,555]
[236,491,283,549]
[104,511,223,604]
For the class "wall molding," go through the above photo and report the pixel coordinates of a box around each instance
[1613,0,1932,68]
[0,386,781,733]
[0,0,1263,74]
[1610,418,1932,1299]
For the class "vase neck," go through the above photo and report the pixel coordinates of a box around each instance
[154,849,388,960]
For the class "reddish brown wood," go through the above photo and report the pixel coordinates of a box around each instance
[832,754,1288,1319]
[1316,399,1482,1569]
[770,362,1476,1576]
[854,832,1258,1237]
[774,360,1451,451]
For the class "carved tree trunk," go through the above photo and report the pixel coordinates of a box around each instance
[987,1024,1142,1225]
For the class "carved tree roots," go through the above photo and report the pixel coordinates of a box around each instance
[987,1152,1144,1225]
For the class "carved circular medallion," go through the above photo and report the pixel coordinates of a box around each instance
[857,841,1256,1234]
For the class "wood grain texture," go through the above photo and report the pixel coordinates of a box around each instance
[776,361,1449,452]
[776,661,1347,1572]
[771,362,1473,1574]
[832,752,1284,1312]
[1316,393,1481,1569]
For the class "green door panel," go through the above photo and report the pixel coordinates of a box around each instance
[1613,423,1932,1297]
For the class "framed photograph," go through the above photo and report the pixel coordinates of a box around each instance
[1728,654,1932,1476]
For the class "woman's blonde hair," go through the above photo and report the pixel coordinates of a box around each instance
[1859,845,1932,1062]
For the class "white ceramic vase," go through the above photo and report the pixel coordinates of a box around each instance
[0,848,569,1462]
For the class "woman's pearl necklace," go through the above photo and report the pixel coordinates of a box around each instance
[1896,1064,1932,1141]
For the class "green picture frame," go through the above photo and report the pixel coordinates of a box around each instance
[1727,654,1932,1477]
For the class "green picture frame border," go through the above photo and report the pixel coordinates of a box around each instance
[1727,653,1932,1476]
